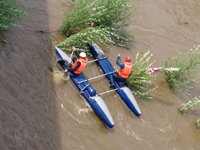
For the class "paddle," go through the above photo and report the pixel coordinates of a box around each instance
[62,47,76,79]
[69,47,76,64]
[64,47,76,73]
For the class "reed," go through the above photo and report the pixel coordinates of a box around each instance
[126,51,157,99]
[179,96,200,114]
[164,45,200,95]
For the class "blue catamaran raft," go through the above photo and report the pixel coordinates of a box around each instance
[55,47,114,128]
[89,43,142,117]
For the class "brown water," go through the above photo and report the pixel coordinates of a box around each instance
[1,0,200,149]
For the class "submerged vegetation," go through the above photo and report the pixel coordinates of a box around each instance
[126,51,157,99]
[164,45,200,96]
[197,117,200,128]
[179,96,200,128]
[127,45,200,99]
[161,46,200,127]
[58,0,138,52]
[179,96,200,114]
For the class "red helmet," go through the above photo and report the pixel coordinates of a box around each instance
[126,56,132,62]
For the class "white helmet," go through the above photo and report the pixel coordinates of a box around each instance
[80,52,86,58]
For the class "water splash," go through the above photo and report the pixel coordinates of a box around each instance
[52,70,64,85]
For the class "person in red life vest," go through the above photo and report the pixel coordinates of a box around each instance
[58,47,88,74]
[64,47,88,74]
[110,54,132,88]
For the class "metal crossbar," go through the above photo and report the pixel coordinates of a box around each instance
[80,84,90,92]
[98,88,120,96]
[87,56,107,64]
[77,71,117,84]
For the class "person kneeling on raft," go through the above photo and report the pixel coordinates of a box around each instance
[65,47,88,74]
[58,47,88,74]
[110,54,132,87]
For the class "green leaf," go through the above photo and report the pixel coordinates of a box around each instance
[0,0,28,31]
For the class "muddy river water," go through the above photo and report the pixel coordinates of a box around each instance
[1,0,200,149]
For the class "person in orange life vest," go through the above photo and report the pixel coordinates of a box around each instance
[64,47,88,74]
[110,54,132,87]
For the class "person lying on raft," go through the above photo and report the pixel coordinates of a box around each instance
[58,47,88,74]
[110,54,132,88]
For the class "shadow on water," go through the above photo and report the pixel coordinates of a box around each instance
[0,0,61,149]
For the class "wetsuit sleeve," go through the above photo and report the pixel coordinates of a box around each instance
[116,57,125,69]
[68,62,81,71]
[75,51,80,58]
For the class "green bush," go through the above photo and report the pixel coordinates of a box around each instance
[60,0,137,35]
[58,0,137,52]
[164,45,200,95]
[126,51,157,99]
[0,0,27,31]
[58,26,136,56]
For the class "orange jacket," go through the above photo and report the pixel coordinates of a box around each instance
[118,62,132,78]
[72,57,88,74]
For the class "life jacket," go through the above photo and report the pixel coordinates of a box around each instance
[72,57,88,74]
[118,62,132,78]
